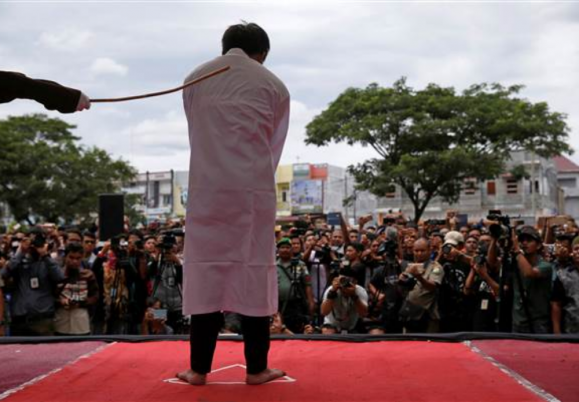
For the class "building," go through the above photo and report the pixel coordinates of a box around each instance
[123,170,189,222]
[554,155,579,221]
[376,151,560,223]
[275,163,377,224]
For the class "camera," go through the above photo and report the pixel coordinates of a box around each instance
[157,229,183,251]
[473,243,489,266]
[487,211,516,239]
[377,239,398,259]
[426,219,446,226]
[398,272,417,290]
[441,243,453,255]
[315,244,333,263]
[30,231,47,248]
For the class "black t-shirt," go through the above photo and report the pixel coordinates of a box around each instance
[438,257,471,320]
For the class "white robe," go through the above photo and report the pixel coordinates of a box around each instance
[182,48,290,317]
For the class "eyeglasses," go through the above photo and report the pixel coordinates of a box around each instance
[84,240,95,244]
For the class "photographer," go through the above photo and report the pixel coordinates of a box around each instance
[54,242,99,336]
[1,228,64,336]
[148,231,184,334]
[551,236,579,334]
[321,267,368,334]
[464,242,500,332]
[127,230,149,334]
[95,236,141,334]
[398,238,444,333]
[366,239,404,334]
[303,233,333,303]
[276,238,314,333]
[511,226,553,334]
[343,242,368,287]
[437,231,473,332]
[0,252,6,336]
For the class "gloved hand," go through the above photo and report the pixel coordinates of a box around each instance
[76,92,91,111]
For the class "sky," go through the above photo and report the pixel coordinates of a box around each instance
[1,0,579,173]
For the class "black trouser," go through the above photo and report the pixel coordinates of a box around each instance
[189,312,270,375]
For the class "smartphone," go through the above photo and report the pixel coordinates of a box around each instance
[152,309,167,320]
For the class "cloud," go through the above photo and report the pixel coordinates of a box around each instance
[121,111,188,157]
[89,57,129,77]
[37,29,93,51]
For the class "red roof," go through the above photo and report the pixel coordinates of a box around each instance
[554,155,579,172]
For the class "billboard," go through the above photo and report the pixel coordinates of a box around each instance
[292,163,311,180]
[291,180,323,214]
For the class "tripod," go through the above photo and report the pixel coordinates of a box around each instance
[280,259,310,333]
[151,249,185,333]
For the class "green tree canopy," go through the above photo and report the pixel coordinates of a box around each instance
[0,114,137,224]
[306,78,572,221]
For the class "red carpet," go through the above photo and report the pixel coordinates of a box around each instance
[474,340,579,402]
[0,341,105,395]
[2,340,544,402]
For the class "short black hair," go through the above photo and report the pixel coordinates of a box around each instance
[222,22,270,56]
[128,229,143,240]
[82,230,96,240]
[65,242,84,256]
[66,228,82,239]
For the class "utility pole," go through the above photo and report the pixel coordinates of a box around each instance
[531,150,537,220]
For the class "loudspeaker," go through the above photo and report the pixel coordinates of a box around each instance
[99,194,124,241]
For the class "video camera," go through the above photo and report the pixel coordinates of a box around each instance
[376,239,398,259]
[486,210,517,239]
[157,229,184,251]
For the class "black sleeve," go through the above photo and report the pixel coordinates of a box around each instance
[0,71,81,113]
[551,276,566,303]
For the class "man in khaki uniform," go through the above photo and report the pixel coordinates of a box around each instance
[399,238,444,333]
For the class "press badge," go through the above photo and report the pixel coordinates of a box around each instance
[30,277,40,289]
[481,299,489,311]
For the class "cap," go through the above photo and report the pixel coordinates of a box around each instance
[517,226,541,242]
[443,231,464,246]
[276,237,291,248]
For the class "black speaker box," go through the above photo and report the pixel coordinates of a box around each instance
[98,194,124,241]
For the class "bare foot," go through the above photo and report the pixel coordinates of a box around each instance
[246,368,286,385]
[176,369,207,385]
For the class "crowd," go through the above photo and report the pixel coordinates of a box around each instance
[1,211,578,337]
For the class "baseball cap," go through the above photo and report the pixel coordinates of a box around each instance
[276,237,292,248]
[443,231,464,246]
[517,226,541,242]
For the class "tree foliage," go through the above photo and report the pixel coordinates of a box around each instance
[0,114,137,224]
[306,78,572,221]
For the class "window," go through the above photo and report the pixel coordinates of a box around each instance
[162,194,172,206]
[506,179,518,194]
[282,191,288,203]
[559,178,577,188]
[529,180,539,193]
[487,181,496,196]
[464,179,477,195]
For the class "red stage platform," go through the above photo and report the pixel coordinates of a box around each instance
[0,339,577,402]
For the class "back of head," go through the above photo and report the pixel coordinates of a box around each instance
[222,22,270,57]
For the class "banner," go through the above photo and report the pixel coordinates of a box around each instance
[291,180,323,214]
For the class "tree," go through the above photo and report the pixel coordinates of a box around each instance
[0,114,137,224]
[305,78,572,222]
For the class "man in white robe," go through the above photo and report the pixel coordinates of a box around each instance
[176,22,290,385]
